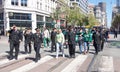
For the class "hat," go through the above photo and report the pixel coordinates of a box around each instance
[85,29,88,31]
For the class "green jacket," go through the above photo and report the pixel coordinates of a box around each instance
[83,32,91,42]
[89,32,93,42]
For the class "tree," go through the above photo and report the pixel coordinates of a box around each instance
[86,14,99,28]
[112,14,120,28]
[66,4,84,26]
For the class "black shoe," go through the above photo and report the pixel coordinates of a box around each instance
[95,52,98,55]
[9,57,13,60]
[15,57,18,60]
[38,54,41,60]
[72,55,75,58]
[51,51,53,53]
[35,59,38,63]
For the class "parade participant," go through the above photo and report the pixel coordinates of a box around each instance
[83,29,91,54]
[68,26,76,58]
[33,28,43,62]
[51,28,57,52]
[114,28,118,38]
[92,29,101,55]
[100,29,106,51]
[55,29,65,58]
[43,27,50,48]
[24,28,33,54]
[8,25,23,60]
[77,28,83,54]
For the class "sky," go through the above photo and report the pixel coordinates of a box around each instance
[88,0,116,28]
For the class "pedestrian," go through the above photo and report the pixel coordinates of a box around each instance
[76,28,83,54]
[8,25,23,60]
[105,29,109,42]
[43,27,50,48]
[67,26,76,58]
[114,28,118,38]
[92,29,101,55]
[100,29,106,51]
[24,28,33,54]
[32,28,43,62]
[0,29,1,39]
[82,29,91,54]
[51,28,57,52]
[55,29,65,58]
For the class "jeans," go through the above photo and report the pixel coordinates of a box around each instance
[78,40,83,53]
[56,42,64,58]
[84,41,89,52]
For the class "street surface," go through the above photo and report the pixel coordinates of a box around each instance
[0,34,120,72]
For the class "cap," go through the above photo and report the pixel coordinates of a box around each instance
[85,29,88,31]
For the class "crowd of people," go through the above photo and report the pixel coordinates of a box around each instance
[7,25,109,62]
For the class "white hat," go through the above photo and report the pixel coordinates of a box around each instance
[85,29,88,31]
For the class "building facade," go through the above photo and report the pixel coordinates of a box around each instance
[88,5,94,16]
[69,0,88,14]
[112,0,120,19]
[94,2,107,27]
[117,0,120,7]
[0,0,56,33]
[94,6,102,25]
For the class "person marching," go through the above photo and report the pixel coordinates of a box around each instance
[43,27,50,48]
[51,28,57,52]
[100,29,106,51]
[92,29,101,55]
[24,28,33,54]
[82,29,91,54]
[55,29,65,58]
[76,28,83,54]
[67,26,76,58]
[8,25,23,60]
[32,28,43,62]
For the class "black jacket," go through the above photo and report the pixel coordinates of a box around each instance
[9,29,23,43]
[33,33,43,45]
[24,31,33,43]
[51,31,56,43]
[92,31,101,44]
[68,31,76,45]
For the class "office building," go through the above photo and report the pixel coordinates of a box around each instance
[0,0,56,33]
[69,0,88,14]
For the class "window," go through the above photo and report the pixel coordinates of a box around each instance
[11,0,18,5]
[0,13,3,20]
[21,0,27,6]
[0,0,2,5]
[9,13,31,20]
[37,2,39,9]
[40,3,42,9]
[45,5,47,11]
[37,15,43,21]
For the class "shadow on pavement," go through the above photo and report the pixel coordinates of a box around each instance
[25,57,35,61]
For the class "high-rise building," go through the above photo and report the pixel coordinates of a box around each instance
[69,0,88,14]
[0,0,56,33]
[98,2,106,12]
[88,5,94,16]
[112,0,120,19]
[94,2,107,27]
[116,0,120,7]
